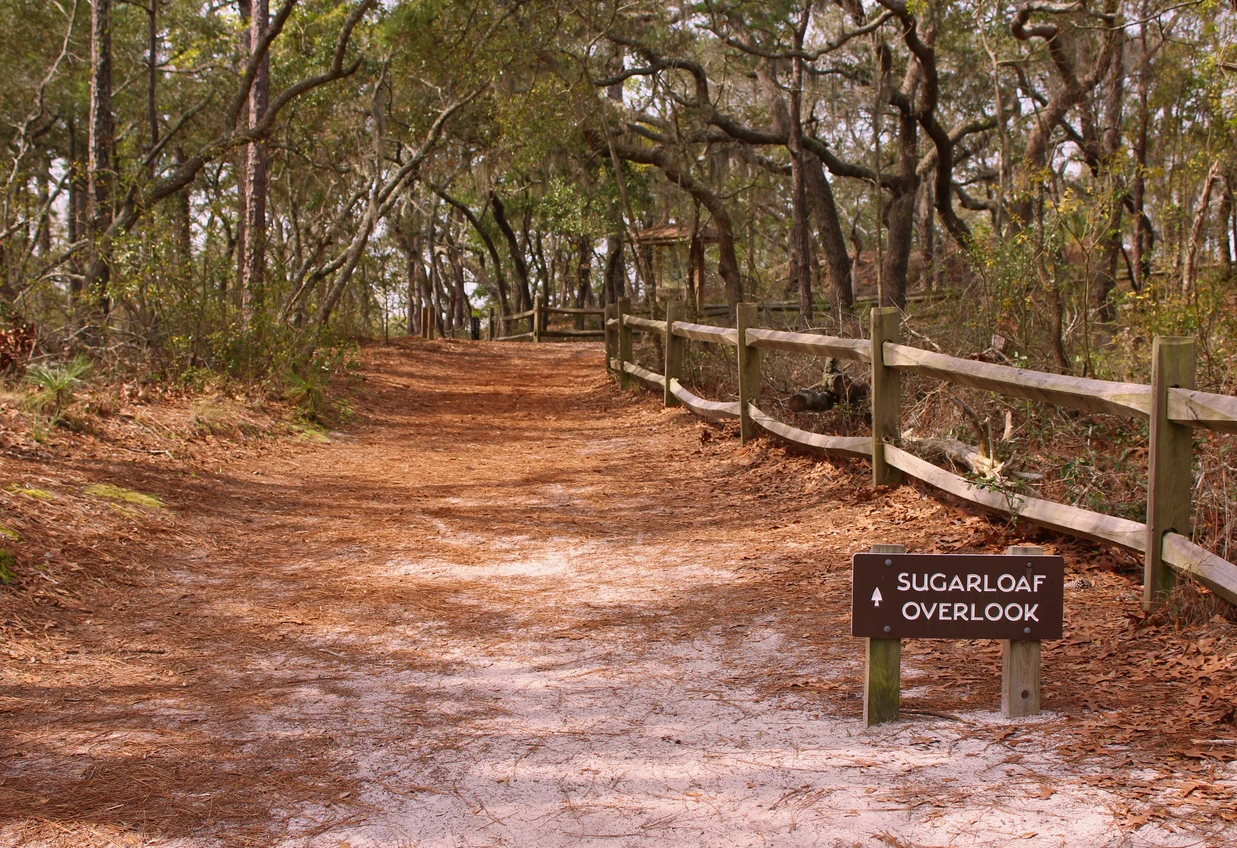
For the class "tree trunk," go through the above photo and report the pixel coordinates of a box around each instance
[67,116,85,302]
[788,6,813,325]
[1183,161,1222,294]
[916,179,937,291]
[604,234,625,306]
[1131,2,1153,291]
[173,147,192,264]
[37,157,51,256]
[448,233,469,329]
[881,108,918,308]
[575,236,592,328]
[804,154,853,308]
[234,0,250,303]
[241,0,269,326]
[146,0,159,182]
[1093,34,1125,318]
[1220,177,1234,278]
[405,238,420,335]
[491,193,532,310]
[86,0,115,322]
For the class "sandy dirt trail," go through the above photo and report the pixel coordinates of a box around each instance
[2,340,1234,847]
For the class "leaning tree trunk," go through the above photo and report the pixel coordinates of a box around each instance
[491,193,532,311]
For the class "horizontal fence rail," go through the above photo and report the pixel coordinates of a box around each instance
[696,293,943,318]
[882,343,1154,420]
[672,322,740,346]
[623,315,668,334]
[597,298,1237,610]
[748,403,873,458]
[1168,388,1237,434]
[746,327,872,363]
[671,379,741,420]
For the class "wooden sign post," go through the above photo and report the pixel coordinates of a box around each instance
[864,543,905,726]
[1003,545,1046,717]
[853,545,1064,726]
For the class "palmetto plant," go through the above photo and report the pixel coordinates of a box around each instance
[24,357,91,423]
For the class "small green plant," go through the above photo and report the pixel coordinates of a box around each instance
[24,357,91,423]
[0,549,15,584]
[284,369,327,421]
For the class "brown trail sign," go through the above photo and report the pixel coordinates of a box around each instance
[851,553,1065,641]
[854,547,1065,726]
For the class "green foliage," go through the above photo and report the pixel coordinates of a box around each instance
[283,343,358,423]
[24,358,91,423]
[0,549,15,585]
[284,368,328,421]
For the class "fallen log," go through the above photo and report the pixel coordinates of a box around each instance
[787,370,869,412]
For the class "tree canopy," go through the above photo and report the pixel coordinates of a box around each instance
[1,0,1235,377]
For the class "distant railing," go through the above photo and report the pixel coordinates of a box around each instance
[491,296,605,342]
[599,297,1237,610]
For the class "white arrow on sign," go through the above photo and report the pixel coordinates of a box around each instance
[871,588,883,607]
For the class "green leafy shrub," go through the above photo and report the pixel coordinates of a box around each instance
[284,369,327,421]
[24,357,91,423]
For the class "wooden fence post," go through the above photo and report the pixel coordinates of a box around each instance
[421,305,434,340]
[865,543,904,726]
[737,302,761,444]
[1145,336,1196,610]
[870,307,902,487]
[533,295,543,343]
[604,303,618,375]
[617,297,632,390]
[664,300,685,407]
[1003,544,1044,717]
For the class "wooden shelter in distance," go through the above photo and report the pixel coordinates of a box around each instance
[634,223,718,314]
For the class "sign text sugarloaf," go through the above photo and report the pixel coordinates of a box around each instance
[851,553,1065,641]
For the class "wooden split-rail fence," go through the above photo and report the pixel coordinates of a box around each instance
[589,297,1237,611]
[489,296,606,343]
